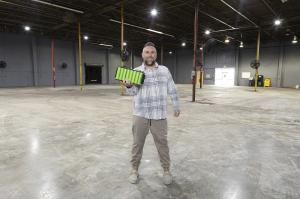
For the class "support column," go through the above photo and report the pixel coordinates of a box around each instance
[120,1,125,95]
[192,0,199,102]
[31,36,38,86]
[235,47,240,86]
[131,49,134,69]
[51,37,56,88]
[106,49,110,84]
[73,41,79,85]
[78,22,83,91]
[277,41,284,87]
[254,30,261,92]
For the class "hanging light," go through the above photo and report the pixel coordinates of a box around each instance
[181,42,186,47]
[24,25,31,31]
[83,35,89,40]
[98,43,113,48]
[274,19,282,26]
[239,41,244,48]
[292,36,298,44]
[225,36,230,43]
[150,9,158,16]
[169,51,173,55]
[205,30,211,35]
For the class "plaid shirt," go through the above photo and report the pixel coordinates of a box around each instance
[126,62,180,120]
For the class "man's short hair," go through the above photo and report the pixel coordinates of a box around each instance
[144,42,155,48]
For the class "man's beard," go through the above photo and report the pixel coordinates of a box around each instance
[144,59,156,66]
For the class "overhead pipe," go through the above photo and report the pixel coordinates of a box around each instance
[186,3,235,30]
[219,0,259,27]
[109,19,175,38]
[260,0,277,16]
[199,10,235,29]
[211,26,254,33]
[31,0,84,14]
[0,0,27,7]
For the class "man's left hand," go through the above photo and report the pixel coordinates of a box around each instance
[174,110,180,117]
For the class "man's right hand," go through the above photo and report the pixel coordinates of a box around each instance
[120,79,133,88]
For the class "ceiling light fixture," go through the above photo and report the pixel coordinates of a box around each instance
[225,36,230,43]
[292,36,298,44]
[150,8,158,16]
[24,25,31,31]
[98,43,113,47]
[205,30,211,35]
[274,19,282,26]
[239,41,244,48]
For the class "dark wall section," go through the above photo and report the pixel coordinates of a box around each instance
[0,34,33,87]
[1,32,300,88]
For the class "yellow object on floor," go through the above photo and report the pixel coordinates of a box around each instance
[264,78,271,87]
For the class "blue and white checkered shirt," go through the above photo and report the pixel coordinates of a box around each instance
[126,62,180,120]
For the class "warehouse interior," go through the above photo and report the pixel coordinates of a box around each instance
[0,0,300,199]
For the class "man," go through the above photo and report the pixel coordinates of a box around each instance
[121,42,180,185]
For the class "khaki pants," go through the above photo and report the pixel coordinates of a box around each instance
[131,116,170,171]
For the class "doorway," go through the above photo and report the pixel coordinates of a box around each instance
[215,67,235,86]
[85,64,103,84]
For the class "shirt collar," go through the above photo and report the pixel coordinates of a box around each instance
[142,62,159,71]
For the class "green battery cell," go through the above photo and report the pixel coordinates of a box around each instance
[135,72,140,84]
[129,70,133,83]
[115,66,145,85]
[118,68,123,79]
[126,69,130,80]
[138,72,142,83]
[115,67,120,79]
[132,72,137,84]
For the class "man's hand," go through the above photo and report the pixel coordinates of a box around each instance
[174,110,180,117]
[120,79,133,88]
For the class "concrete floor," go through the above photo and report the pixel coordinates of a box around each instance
[0,85,299,199]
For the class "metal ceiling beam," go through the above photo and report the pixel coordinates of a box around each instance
[211,26,255,33]
[0,0,25,7]
[31,0,84,14]
[109,19,175,38]
[52,0,140,30]
[220,0,259,27]
[260,0,277,16]
[199,10,235,29]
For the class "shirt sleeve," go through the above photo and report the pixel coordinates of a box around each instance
[167,69,180,111]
